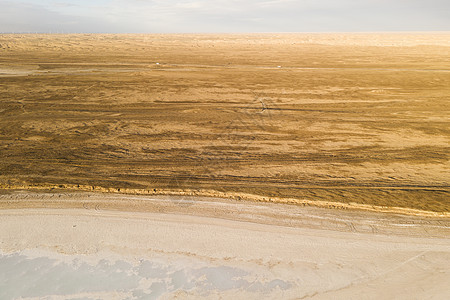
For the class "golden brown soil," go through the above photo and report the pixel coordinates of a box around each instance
[0,33,449,213]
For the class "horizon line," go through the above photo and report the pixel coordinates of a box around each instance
[2,30,450,35]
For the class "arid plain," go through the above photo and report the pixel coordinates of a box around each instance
[1,33,450,299]
[0,33,449,213]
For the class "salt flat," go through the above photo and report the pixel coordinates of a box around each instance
[0,192,449,299]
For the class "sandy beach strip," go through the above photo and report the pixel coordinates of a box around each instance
[1,191,449,299]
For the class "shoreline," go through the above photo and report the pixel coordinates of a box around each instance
[1,185,449,218]
[1,190,449,238]
[1,192,449,299]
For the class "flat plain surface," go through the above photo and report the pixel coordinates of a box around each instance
[1,192,449,299]
[1,33,449,212]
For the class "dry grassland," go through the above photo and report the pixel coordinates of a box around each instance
[0,33,449,213]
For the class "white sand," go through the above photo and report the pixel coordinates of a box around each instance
[0,192,449,299]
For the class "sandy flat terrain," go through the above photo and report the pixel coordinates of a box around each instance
[1,192,449,299]
[0,33,449,213]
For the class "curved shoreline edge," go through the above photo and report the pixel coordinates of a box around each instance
[1,205,449,299]
[1,183,449,218]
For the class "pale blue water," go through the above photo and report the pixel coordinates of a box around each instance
[0,251,292,299]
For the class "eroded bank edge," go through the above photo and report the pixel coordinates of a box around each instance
[0,183,448,218]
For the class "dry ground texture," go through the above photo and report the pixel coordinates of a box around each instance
[0,33,449,213]
[1,193,450,299]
